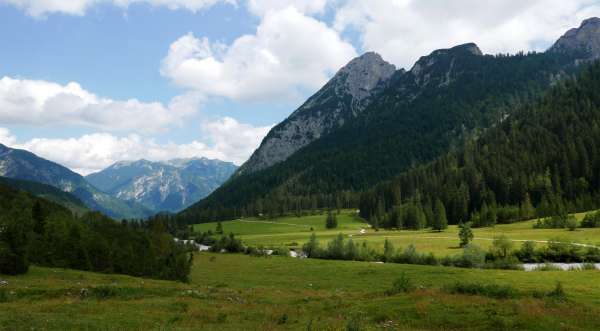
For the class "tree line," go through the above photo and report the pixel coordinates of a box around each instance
[0,184,192,281]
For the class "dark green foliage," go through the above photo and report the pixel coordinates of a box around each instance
[210,233,244,253]
[325,211,338,229]
[385,272,415,295]
[458,222,474,247]
[215,222,223,234]
[581,211,600,228]
[359,61,600,229]
[302,233,320,258]
[432,199,448,231]
[0,183,192,281]
[534,214,578,230]
[446,282,518,299]
[547,282,567,301]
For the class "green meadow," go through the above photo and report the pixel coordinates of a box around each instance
[194,210,600,256]
[2,253,600,330]
[4,211,600,330]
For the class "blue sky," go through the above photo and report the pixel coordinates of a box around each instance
[0,0,599,174]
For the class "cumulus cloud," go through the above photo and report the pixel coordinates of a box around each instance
[0,76,201,134]
[334,0,600,69]
[0,0,234,17]
[161,6,356,102]
[0,118,271,175]
[246,0,328,16]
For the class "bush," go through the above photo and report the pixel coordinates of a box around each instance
[0,289,7,303]
[385,272,415,295]
[547,282,567,301]
[446,282,518,299]
[582,211,600,228]
[456,244,486,268]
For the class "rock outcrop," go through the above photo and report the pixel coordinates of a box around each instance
[550,17,600,60]
[237,52,396,175]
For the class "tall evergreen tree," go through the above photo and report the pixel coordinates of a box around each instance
[432,199,448,231]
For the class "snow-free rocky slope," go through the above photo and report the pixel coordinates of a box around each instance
[86,158,237,213]
[237,52,396,175]
[0,144,151,219]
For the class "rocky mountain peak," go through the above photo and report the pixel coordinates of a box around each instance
[238,52,397,175]
[409,43,482,86]
[550,17,600,59]
[332,51,396,102]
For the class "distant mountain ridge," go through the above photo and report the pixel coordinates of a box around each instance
[86,158,237,213]
[0,144,151,219]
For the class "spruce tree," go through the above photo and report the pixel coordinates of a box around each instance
[325,211,338,229]
[458,221,474,248]
[432,199,448,232]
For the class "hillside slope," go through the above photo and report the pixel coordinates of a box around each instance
[179,19,600,223]
[359,60,600,227]
[0,144,151,219]
[0,177,87,214]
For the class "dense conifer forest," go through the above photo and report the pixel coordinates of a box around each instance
[0,183,193,281]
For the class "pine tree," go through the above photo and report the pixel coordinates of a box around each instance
[215,222,223,234]
[302,233,319,258]
[458,221,474,248]
[383,239,395,262]
[432,199,448,232]
[325,211,338,229]
[519,193,535,220]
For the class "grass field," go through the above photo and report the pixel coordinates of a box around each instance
[4,211,600,330]
[2,253,600,330]
[194,210,600,256]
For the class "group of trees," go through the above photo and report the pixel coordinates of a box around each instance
[359,62,600,229]
[301,233,600,269]
[0,184,193,281]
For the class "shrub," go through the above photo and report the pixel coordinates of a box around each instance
[456,244,486,268]
[581,211,600,228]
[446,282,518,299]
[516,241,538,263]
[547,282,567,301]
[533,263,562,271]
[0,289,7,303]
[385,272,415,295]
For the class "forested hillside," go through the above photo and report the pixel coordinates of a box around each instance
[179,47,580,223]
[0,183,192,281]
[359,61,600,228]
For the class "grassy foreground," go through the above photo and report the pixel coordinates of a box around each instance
[194,210,600,256]
[2,253,600,330]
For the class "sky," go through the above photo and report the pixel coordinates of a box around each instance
[0,0,599,175]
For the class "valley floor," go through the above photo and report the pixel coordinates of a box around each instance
[193,210,600,257]
[2,253,600,330]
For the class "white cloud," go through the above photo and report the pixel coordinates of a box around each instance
[246,0,328,16]
[334,0,600,69]
[0,118,271,175]
[161,6,357,102]
[0,0,234,17]
[0,76,201,134]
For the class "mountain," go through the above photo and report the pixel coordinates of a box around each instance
[85,158,237,213]
[0,144,151,219]
[237,52,396,175]
[359,60,600,227]
[0,177,88,214]
[549,17,600,60]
